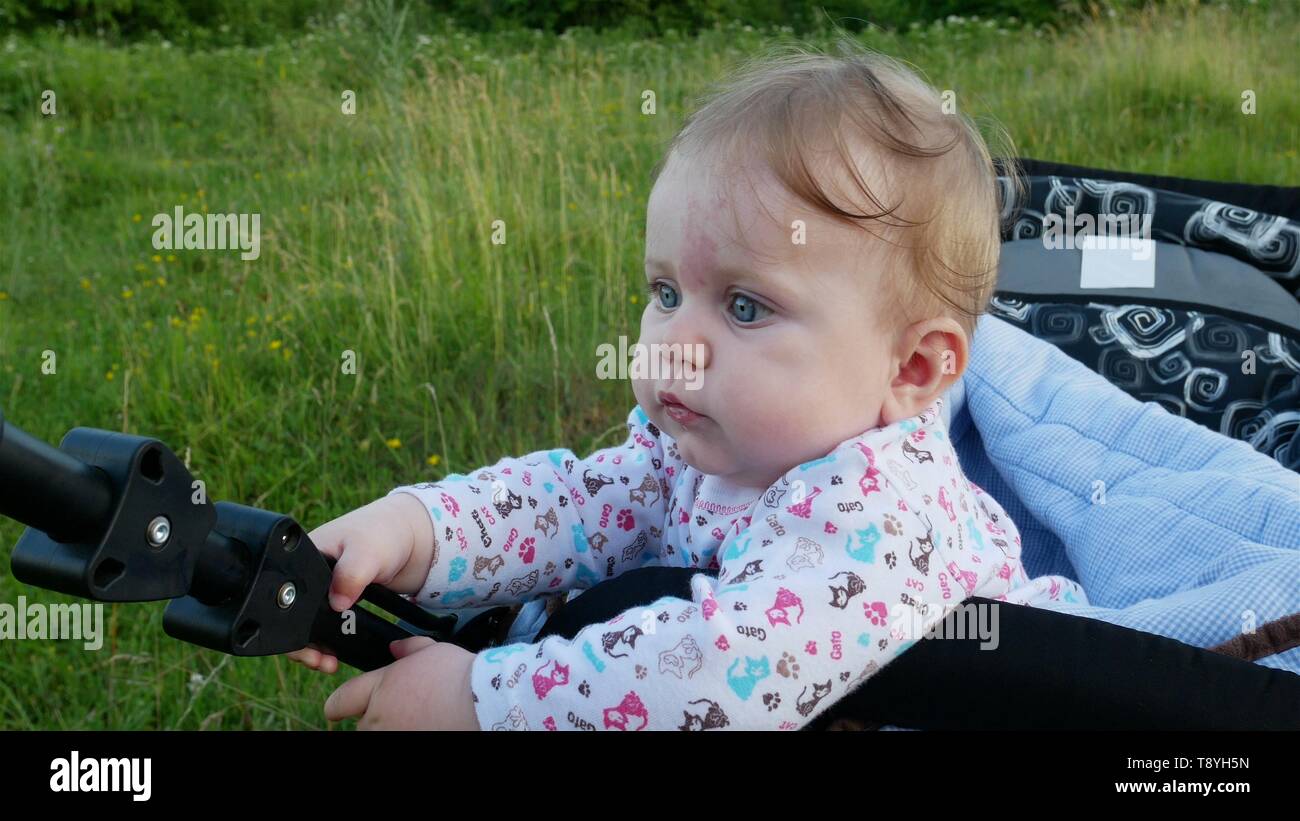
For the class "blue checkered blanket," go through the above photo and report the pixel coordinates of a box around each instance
[950,315,1300,673]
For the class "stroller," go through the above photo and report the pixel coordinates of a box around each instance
[2,158,1297,730]
[435,157,1300,730]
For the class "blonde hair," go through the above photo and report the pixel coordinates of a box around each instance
[651,38,1019,343]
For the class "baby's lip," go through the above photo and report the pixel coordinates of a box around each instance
[656,390,702,415]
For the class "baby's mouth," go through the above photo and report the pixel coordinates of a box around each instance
[657,391,706,426]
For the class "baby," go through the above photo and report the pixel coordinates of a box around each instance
[290,41,1087,730]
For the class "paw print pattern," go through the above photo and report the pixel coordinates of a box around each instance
[884,552,896,569]
[805,641,817,655]
[733,602,747,611]
[715,635,730,651]
[579,681,591,697]
[635,665,647,680]
[777,652,800,679]
[840,671,851,682]
[695,515,707,527]
[763,692,781,711]
[864,601,889,626]
[617,509,636,531]
[830,475,842,485]
[882,513,903,536]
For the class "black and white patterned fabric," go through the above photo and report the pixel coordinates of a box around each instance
[992,169,1300,472]
[997,172,1300,301]
[984,298,1299,472]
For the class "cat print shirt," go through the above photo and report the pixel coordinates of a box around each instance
[388,398,1088,730]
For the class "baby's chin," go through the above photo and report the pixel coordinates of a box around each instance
[673,440,789,490]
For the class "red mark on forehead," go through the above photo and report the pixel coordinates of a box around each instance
[678,192,721,290]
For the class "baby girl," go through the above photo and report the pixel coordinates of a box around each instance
[289,41,1087,730]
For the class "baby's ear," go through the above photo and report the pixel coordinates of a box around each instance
[881,318,967,424]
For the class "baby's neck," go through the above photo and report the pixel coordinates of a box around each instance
[702,470,780,500]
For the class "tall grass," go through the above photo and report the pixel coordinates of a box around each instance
[0,3,1295,728]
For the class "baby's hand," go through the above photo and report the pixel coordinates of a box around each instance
[287,493,434,674]
[324,636,479,730]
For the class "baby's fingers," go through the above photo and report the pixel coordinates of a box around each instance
[306,519,348,560]
[328,548,385,613]
[287,644,340,674]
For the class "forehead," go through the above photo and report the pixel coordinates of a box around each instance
[645,150,886,291]
[646,152,790,269]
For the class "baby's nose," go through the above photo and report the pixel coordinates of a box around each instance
[662,337,709,373]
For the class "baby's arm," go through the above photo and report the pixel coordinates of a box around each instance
[388,406,677,612]
[470,438,963,730]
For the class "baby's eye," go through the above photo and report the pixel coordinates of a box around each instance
[728,293,772,324]
[648,281,680,309]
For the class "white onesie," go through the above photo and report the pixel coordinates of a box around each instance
[390,397,1086,730]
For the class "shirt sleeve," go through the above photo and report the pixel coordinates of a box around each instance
[386,406,678,612]
[469,432,967,731]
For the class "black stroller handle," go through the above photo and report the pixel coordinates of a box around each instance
[0,407,115,544]
[0,407,455,671]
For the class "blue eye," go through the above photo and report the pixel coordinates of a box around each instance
[648,281,680,309]
[729,293,771,323]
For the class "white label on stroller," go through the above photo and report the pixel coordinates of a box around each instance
[1079,235,1155,289]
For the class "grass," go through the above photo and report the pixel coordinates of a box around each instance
[0,2,1297,729]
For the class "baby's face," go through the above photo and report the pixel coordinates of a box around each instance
[632,150,904,492]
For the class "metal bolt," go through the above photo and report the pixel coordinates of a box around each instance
[146,516,171,549]
[277,582,297,609]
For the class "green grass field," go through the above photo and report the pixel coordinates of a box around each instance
[1,2,1297,729]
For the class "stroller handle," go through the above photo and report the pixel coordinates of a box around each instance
[0,406,116,544]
